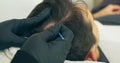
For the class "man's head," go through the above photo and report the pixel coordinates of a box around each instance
[29,0,99,61]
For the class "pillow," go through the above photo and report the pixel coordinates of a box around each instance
[64,60,105,63]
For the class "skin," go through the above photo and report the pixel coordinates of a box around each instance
[76,4,99,61]
[93,4,120,18]
[39,3,100,61]
[85,9,100,61]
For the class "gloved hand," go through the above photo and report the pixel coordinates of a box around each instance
[0,8,51,50]
[21,24,74,63]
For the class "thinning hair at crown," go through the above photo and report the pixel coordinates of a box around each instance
[27,0,96,61]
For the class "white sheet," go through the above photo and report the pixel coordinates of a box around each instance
[0,47,19,63]
[64,60,105,63]
[95,20,120,63]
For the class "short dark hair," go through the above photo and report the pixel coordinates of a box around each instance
[28,0,96,61]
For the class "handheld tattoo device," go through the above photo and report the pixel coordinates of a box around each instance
[58,33,64,40]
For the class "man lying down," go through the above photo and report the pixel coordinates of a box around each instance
[0,0,109,63]
[27,0,100,61]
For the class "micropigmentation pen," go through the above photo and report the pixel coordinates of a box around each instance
[58,33,64,40]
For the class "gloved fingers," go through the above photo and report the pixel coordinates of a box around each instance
[50,40,71,61]
[50,40,71,55]
[9,33,26,47]
[14,7,51,32]
[21,33,49,62]
[21,26,61,56]
[22,7,51,26]
[21,33,49,53]
[21,23,61,51]
[21,31,52,49]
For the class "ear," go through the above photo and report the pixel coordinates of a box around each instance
[85,48,97,61]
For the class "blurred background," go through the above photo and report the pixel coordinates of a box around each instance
[0,0,103,22]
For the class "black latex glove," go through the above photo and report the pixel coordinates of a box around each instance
[20,24,74,63]
[0,8,51,50]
